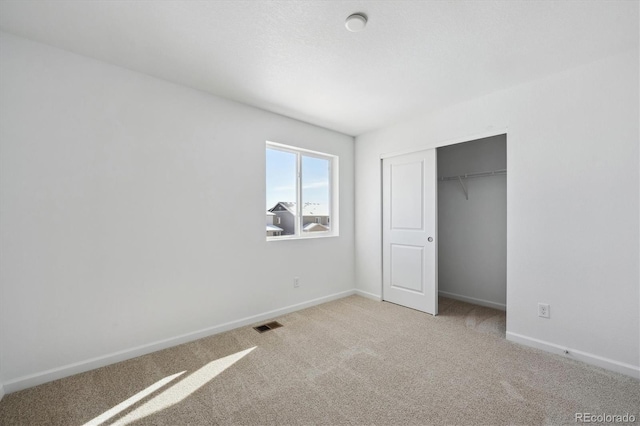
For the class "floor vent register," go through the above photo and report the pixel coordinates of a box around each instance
[253,321,283,333]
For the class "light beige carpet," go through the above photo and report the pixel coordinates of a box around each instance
[0,296,638,425]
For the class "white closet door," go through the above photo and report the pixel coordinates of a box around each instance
[382,149,438,315]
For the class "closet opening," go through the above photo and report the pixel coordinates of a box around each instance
[436,134,507,320]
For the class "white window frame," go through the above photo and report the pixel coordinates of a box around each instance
[266,141,339,241]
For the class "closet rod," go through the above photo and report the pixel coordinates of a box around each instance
[438,169,507,182]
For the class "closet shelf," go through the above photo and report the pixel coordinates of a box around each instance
[438,169,506,200]
[438,169,507,181]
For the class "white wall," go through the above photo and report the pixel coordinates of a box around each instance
[0,32,355,391]
[0,330,3,401]
[355,49,639,377]
[437,135,506,309]
[0,266,3,401]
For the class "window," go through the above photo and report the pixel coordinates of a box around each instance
[266,142,338,240]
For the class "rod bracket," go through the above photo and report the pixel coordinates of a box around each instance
[457,176,469,200]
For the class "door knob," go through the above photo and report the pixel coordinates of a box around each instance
[428,237,433,242]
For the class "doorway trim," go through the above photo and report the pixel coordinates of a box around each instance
[379,129,509,159]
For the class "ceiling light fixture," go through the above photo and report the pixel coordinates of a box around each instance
[345,13,367,32]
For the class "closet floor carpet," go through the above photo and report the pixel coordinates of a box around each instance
[0,296,638,425]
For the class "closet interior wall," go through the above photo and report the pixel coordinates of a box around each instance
[437,135,507,310]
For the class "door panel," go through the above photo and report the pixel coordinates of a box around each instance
[390,244,424,293]
[391,161,424,230]
[382,149,437,315]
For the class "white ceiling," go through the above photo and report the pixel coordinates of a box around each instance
[0,1,637,136]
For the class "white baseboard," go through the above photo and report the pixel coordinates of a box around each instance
[355,289,382,301]
[3,289,356,394]
[506,331,640,379]
[439,290,506,311]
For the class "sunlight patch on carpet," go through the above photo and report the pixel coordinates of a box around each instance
[82,371,186,426]
[109,347,256,425]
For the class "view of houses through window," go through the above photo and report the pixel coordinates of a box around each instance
[266,143,335,239]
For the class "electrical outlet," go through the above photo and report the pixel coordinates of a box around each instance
[293,277,300,288]
[538,303,550,319]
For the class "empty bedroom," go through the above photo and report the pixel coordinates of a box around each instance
[0,1,638,425]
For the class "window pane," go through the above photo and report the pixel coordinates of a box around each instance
[266,148,296,236]
[302,155,330,233]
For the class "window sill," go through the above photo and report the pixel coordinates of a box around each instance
[266,233,339,242]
